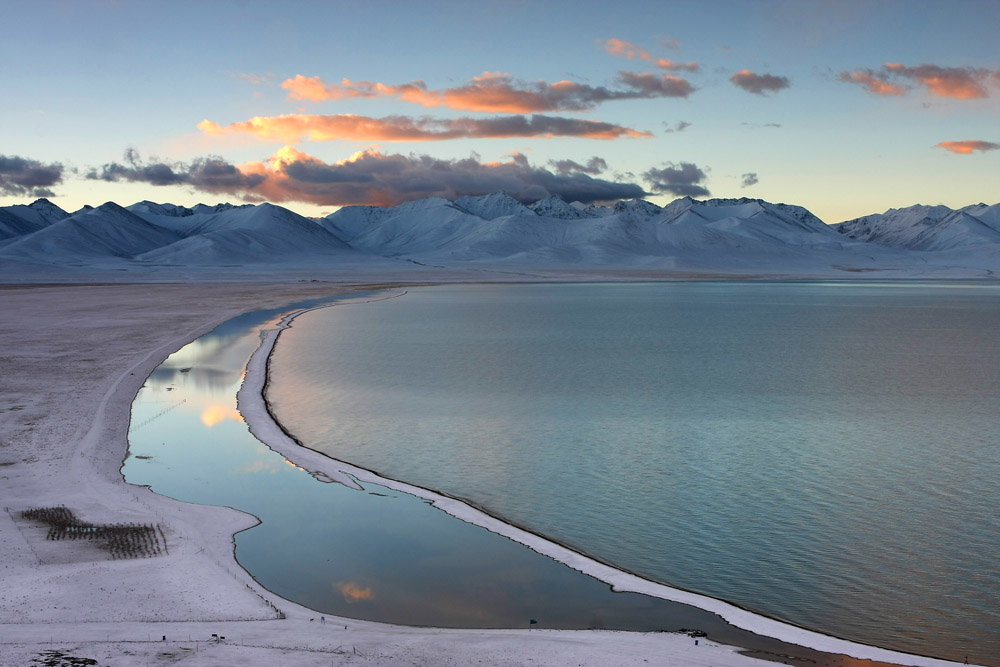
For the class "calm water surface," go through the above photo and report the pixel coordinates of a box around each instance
[126,293,838,659]
[267,282,1000,663]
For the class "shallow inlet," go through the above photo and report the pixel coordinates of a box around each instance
[124,287,978,667]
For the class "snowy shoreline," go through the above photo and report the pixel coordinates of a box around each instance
[0,280,980,667]
[236,286,963,667]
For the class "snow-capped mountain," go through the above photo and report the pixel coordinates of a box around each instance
[136,202,359,265]
[2,193,998,277]
[834,204,1000,251]
[321,197,487,256]
[0,198,69,241]
[962,202,1000,230]
[613,198,664,221]
[528,195,595,219]
[0,202,181,264]
[319,193,895,272]
[452,192,535,220]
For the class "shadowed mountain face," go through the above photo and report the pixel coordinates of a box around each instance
[1,194,998,276]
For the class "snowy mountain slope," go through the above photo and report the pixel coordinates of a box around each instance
[0,202,181,265]
[136,203,360,265]
[835,204,1000,250]
[322,198,491,256]
[658,198,844,248]
[613,198,664,222]
[2,193,998,276]
[0,198,69,241]
[316,192,980,276]
[961,202,1000,231]
[453,192,536,220]
[529,195,596,219]
[320,205,392,241]
[0,209,41,242]
[127,200,257,235]
[128,200,195,218]
[351,194,893,276]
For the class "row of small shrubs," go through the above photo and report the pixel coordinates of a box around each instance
[21,506,167,559]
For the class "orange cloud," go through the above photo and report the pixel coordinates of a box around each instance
[604,39,698,72]
[281,69,694,112]
[281,74,335,101]
[838,71,905,96]
[885,63,989,100]
[652,58,699,72]
[199,113,650,143]
[840,63,998,100]
[604,38,649,60]
[336,582,374,603]
[935,140,1000,155]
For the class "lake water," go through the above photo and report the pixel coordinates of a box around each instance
[126,292,858,663]
[267,281,1000,663]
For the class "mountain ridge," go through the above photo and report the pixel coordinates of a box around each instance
[2,194,998,277]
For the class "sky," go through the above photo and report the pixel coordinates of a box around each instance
[1,0,997,223]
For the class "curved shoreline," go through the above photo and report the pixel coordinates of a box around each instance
[234,288,961,667]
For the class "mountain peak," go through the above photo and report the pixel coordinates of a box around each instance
[454,191,535,220]
[529,195,594,220]
[613,198,663,221]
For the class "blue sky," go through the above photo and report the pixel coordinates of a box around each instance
[1,0,997,222]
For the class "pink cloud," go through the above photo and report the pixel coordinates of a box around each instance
[280,70,694,112]
[604,39,699,72]
[198,113,651,143]
[935,140,1000,155]
[604,38,649,60]
[837,70,906,96]
[840,63,999,100]
[885,63,990,100]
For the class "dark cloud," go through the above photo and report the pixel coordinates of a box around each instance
[616,70,694,98]
[88,147,647,207]
[549,157,608,176]
[662,120,692,133]
[0,155,65,197]
[643,162,710,198]
[88,149,265,189]
[730,70,791,95]
[741,172,759,188]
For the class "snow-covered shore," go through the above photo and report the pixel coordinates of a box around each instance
[0,281,976,666]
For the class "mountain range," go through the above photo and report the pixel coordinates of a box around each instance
[1,193,998,278]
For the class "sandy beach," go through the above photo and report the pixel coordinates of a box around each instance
[0,281,974,667]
